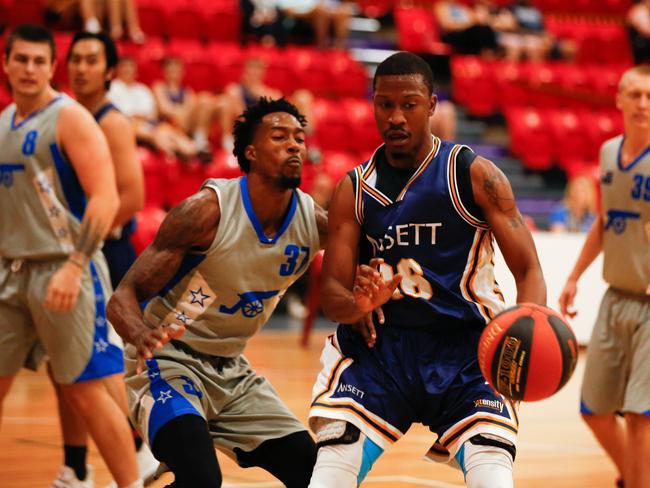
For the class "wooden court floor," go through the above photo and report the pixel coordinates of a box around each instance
[1,330,617,488]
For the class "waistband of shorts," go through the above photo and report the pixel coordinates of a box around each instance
[170,339,233,369]
[608,286,650,302]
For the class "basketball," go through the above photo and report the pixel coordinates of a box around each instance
[478,303,579,402]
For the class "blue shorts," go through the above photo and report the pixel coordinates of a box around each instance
[309,324,519,461]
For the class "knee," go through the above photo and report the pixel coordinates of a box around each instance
[236,431,316,487]
[625,413,650,439]
[309,420,383,488]
[459,434,514,488]
[60,381,104,416]
[581,412,615,430]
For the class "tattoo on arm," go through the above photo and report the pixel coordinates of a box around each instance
[481,165,524,229]
[75,219,102,258]
[124,190,220,301]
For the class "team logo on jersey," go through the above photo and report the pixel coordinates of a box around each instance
[0,163,25,188]
[366,222,443,254]
[604,209,641,234]
[474,398,504,413]
[219,290,280,318]
[180,376,203,399]
[601,171,614,185]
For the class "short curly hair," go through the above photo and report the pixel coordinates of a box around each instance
[232,97,307,173]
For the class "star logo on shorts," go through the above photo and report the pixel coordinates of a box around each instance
[95,317,106,327]
[157,389,173,404]
[175,311,190,324]
[189,287,211,308]
[37,179,52,193]
[94,338,109,353]
[48,205,61,218]
[148,371,160,379]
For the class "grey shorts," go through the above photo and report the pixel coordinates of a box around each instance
[0,255,123,384]
[581,287,650,415]
[124,340,308,459]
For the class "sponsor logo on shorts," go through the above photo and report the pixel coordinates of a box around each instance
[337,383,365,399]
[474,398,504,413]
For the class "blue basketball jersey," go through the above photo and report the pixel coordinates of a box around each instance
[352,136,505,329]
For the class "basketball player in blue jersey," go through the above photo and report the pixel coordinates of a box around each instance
[0,25,140,487]
[307,52,546,488]
[106,97,328,487]
[560,66,650,488]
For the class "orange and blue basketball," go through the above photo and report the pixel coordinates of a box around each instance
[478,303,579,402]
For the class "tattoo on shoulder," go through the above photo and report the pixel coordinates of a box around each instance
[154,190,219,251]
[75,220,102,258]
[482,166,515,213]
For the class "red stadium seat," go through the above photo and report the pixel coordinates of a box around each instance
[202,2,241,43]
[343,98,382,154]
[395,8,451,55]
[7,0,45,26]
[585,110,623,157]
[320,151,357,183]
[136,0,167,38]
[548,108,591,172]
[506,107,553,171]
[165,0,203,40]
[494,60,532,109]
[165,159,208,207]
[131,206,167,256]
[204,150,243,180]
[139,147,168,208]
[451,57,498,116]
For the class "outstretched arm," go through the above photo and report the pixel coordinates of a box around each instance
[471,156,547,305]
[107,189,220,360]
[320,177,400,324]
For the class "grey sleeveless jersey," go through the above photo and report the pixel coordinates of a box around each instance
[143,177,321,357]
[600,135,650,295]
[0,94,82,259]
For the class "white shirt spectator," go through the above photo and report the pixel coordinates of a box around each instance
[108,79,157,119]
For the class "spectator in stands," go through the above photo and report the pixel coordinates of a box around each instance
[221,57,316,154]
[241,0,288,46]
[434,0,499,56]
[549,175,597,233]
[79,0,145,43]
[505,0,576,61]
[152,57,220,161]
[109,57,199,160]
[627,0,650,64]
[277,0,353,49]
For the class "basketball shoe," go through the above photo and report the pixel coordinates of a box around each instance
[50,465,94,488]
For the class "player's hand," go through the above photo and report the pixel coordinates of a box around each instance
[353,258,401,314]
[351,307,385,348]
[559,279,578,318]
[44,261,84,312]
[133,323,186,373]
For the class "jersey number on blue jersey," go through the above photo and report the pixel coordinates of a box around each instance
[379,258,433,300]
[280,244,310,276]
[21,130,38,156]
[631,173,650,201]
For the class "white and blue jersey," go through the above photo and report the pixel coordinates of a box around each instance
[352,136,505,329]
